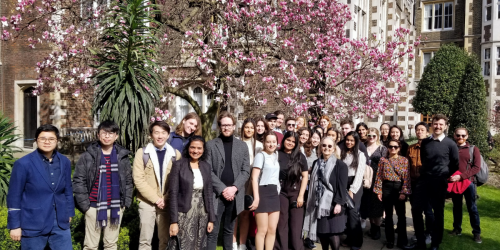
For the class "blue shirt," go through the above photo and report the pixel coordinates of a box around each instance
[37,150,60,189]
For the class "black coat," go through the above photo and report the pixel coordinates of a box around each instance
[168,158,216,223]
[72,142,133,213]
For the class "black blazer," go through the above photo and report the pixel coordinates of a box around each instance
[168,158,216,223]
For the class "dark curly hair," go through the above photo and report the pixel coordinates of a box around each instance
[182,136,207,161]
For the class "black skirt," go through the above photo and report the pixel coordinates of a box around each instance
[255,185,280,213]
[317,211,347,234]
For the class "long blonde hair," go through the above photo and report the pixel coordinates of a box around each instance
[368,127,381,146]
[175,112,202,136]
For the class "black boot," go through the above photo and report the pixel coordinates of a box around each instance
[371,225,381,240]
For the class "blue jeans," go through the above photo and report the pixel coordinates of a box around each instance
[451,182,481,235]
[21,214,72,250]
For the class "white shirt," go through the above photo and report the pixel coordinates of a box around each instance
[193,169,203,190]
[253,151,280,192]
[431,133,446,142]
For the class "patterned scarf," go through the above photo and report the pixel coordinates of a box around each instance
[97,145,120,228]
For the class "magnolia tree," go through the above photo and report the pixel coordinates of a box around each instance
[2,0,418,143]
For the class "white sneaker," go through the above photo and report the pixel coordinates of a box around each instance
[238,245,248,250]
[361,219,366,229]
[233,242,238,250]
[425,234,432,245]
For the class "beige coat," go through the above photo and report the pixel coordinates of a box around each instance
[133,143,181,205]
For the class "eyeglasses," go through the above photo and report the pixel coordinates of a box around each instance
[367,134,377,138]
[220,124,234,128]
[388,145,400,149]
[322,144,333,149]
[455,134,467,138]
[37,137,58,143]
[287,123,296,127]
[100,132,116,137]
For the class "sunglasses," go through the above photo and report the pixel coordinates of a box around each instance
[367,134,377,138]
[388,145,400,149]
[287,123,296,127]
[322,144,333,149]
[455,134,467,138]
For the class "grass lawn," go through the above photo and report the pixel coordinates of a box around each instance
[440,185,500,249]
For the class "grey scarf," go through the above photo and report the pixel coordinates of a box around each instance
[303,155,337,241]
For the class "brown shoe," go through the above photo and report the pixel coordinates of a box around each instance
[449,229,461,236]
[474,234,482,244]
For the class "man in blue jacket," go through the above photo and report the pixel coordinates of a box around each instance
[7,124,75,249]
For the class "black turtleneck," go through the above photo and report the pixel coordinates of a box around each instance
[220,134,234,186]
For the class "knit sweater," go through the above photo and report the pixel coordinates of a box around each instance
[420,136,459,178]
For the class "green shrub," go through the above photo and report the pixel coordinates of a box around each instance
[0,207,21,250]
[0,113,21,207]
[448,56,489,155]
[413,44,469,117]
[118,227,130,250]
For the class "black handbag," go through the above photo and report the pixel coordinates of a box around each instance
[244,194,254,210]
[345,190,355,209]
[166,236,181,250]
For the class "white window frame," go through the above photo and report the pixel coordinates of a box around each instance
[498,0,500,19]
[484,48,491,76]
[423,2,454,31]
[486,5,492,21]
[421,51,436,75]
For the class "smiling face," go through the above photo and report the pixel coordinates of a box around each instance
[415,125,428,140]
[341,124,353,137]
[220,117,235,137]
[321,137,335,159]
[276,114,284,127]
[345,135,355,150]
[283,136,296,153]
[36,131,58,153]
[299,130,310,144]
[387,141,400,156]
[264,134,278,153]
[267,119,277,130]
[183,118,198,136]
[357,127,367,138]
[432,119,448,137]
[327,130,337,142]
[151,125,169,148]
[286,120,296,132]
[188,140,204,160]
[380,124,390,137]
[256,121,266,134]
[367,132,378,144]
[98,130,119,147]
[297,118,305,129]
[454,129,468,145]
[243,122,255,139]
[311,133,321,147]
[320,119,329,129]
[390,127,401,140]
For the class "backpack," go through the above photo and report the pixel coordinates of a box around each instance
[468,145,489,186]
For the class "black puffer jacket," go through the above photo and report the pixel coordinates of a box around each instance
[72,142,133,213]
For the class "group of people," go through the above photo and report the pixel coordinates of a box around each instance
[6,110,483,250]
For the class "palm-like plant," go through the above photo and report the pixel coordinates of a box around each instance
[90,0,162,151]
[0,113,21,207]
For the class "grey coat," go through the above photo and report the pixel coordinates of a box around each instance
[206,137,250,215]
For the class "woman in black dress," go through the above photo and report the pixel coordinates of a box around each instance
[303,136,348,250]
[363,128,387,240]
[275,131,309,250]
[168,136,215,250]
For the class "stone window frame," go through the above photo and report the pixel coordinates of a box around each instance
[484,47,491,76]
[498,0,500,19]
[422,1,454,32]
[420,49,437,76]
[497,47,500,75]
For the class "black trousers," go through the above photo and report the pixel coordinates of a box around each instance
[208,198,237,250]
[409,179,434,235]
[344,178,363,249]
[382,181,408,245]
[413,176,447,248]
[274,183,304,250]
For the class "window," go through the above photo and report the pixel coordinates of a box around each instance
[485,48,491,59]
[497,47,500,58]
[424,2,453,31]
[485,62,491,76]
[498,0,500,18]
[486,6,492,21]
[193,87,203,107]
[497,61,500,75]
[423,52,434,69]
